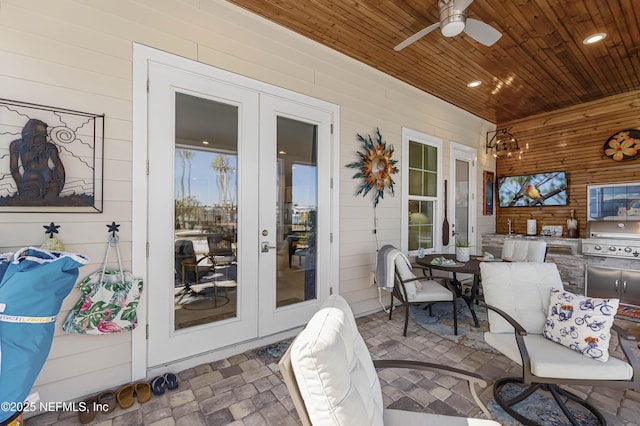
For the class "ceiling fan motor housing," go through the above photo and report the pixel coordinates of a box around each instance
[439,0,466,37]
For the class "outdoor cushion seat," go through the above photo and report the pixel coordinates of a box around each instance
[279,294,500,426]
[388,247,458,336]
[485,333,633,381]
[480,261,639,426]
[501,239,547,263]
[410,280,454,302]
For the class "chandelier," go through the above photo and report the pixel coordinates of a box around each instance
[486,128,521,159]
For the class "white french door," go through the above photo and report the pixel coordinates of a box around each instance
[449,143,477,251]
[257,95,332,335]
[145,59,335,367]
[146,62,259,366]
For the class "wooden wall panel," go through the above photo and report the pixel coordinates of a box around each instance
[495,90,640,238]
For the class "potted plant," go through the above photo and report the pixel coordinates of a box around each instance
[455,240,471,262]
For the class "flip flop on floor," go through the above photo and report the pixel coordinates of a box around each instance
[134,381,152,404]
[78,395,98,424]
[116,384,135,409]
[97,390,117,413]
[164,373,179,390]
[151,375,166,396]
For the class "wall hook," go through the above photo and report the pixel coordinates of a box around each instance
[43,222,60,238]
[107,222,120,244]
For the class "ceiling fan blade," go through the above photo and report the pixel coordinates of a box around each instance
[464,18,502,46]
[394,22,440,51]
[453,0,473,11]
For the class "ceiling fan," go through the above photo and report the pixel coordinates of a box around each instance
[394,0,502,51]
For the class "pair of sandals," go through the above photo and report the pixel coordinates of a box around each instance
[151,372,179,395]
[78,390,117,423]
[116,381,152,409]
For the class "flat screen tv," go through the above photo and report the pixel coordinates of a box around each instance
[497,171,568,207]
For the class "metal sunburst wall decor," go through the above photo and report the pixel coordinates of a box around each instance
[346,128,398,207]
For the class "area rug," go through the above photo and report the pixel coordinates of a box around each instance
[253,338,294,364]
[409,302,498,354]
[486,382,599,426]
[617,305,640,322]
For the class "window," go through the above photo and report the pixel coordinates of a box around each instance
[402,128,443,255]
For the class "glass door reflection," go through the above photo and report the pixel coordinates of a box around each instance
[173,93,238,330]
[275,117,317,308]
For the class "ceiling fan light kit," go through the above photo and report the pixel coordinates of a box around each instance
[394,0,502,51]
[439,3,466,37]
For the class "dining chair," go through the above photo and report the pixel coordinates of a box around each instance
[480,261,638,425]
[279,294,499,425]
[174,239,208,285]
[206,234,235,273]
[174,239,213,303]
[390,253,458,337]
[501,239,547,262]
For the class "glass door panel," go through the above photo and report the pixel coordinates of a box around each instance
[173,92,239,329]
[276,117,318,307]
[449,143,476,253]
[453,159,470,245]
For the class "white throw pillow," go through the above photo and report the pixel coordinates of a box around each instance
[543,288,619,362]
[394,258,421,300]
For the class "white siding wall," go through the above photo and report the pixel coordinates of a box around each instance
[0,0,495,406]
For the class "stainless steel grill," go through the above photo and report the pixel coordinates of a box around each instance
[582,220,640,259]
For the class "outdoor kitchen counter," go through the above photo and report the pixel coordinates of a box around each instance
[482,233,640,297]
[482,234,584,294]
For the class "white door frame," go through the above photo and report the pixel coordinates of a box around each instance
[132,44,340,378]
[449,142,477,252]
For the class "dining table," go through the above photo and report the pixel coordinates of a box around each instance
[415,253,502,328]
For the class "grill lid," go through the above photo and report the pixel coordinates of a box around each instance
[586,220,640,240]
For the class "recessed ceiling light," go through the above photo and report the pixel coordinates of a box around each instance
[202,140,209,145]
[583,33,606,45]
[279,150,287,155]
[467,80,482,88]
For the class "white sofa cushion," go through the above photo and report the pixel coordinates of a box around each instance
[412,280,453,303]
[290,295,502,426]
[484,332,633,380]
[543,288,619,362]
[394,256,421,300]
[501,239,547,263]
[480,262,563,334]
[291,294,384,426]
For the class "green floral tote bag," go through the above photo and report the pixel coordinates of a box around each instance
[63,236,143,334]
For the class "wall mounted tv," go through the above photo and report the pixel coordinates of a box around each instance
[497,171,568,207]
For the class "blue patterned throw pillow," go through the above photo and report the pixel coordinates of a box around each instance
[543,288,619,362]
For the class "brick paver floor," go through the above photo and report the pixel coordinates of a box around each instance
[25,310,640,425]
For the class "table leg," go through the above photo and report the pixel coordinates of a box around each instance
[466,275,480,327]
[453,272,480,328]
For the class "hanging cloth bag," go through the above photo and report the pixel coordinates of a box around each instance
[63,236,143,334]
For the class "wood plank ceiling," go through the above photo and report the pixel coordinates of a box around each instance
[227,0,640,124]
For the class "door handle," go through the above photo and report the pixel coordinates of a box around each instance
[615,279,619,291]
[623,280,627,292]
[261,241,276,253]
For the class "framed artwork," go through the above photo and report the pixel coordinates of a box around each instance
[603,129,640,162]
[587,181,640,221]
[483,171,494,215]
[0,98,104,212]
